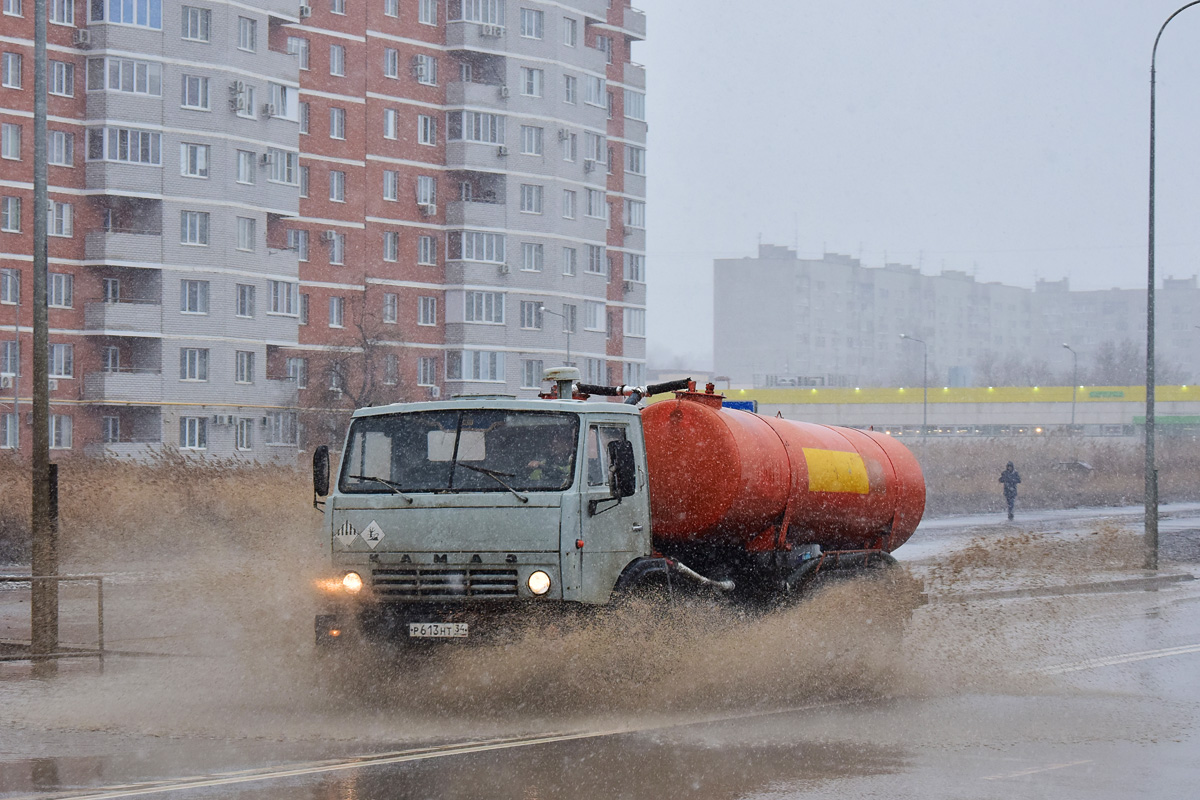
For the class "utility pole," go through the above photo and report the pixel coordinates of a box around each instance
[30,0,58,675]
[900,334,928,435]
[539,305,572,367]
[1062,343,1078,428]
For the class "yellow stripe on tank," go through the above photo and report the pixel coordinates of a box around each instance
[802,448,871,494]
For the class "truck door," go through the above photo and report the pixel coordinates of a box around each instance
[574,422,651,603]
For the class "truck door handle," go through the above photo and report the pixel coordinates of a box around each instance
[631,524,643,532]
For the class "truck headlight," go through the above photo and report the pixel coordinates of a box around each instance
[342,571,364,593]
[527,570,551,596]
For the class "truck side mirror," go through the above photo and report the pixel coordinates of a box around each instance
[313,445,330,499]
[608,439,636,498]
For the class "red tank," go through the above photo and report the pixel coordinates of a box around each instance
[641,391,925,553]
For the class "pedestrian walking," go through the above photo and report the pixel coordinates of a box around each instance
[999,462,1021,520]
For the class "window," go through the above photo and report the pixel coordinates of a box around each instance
[519,7,542,37]
[584,357,604,384]
[418,114,436,145]
[330,107,346,139]
[49,0,72,24]
[299,166,309,198]
[452,231,505,263]
[447,350,505,382]
[101,345,119,371]
[383,353,399,385]
[287,230,308,262]
[49,61,73,96]
[180,348,208,381]
[414,54,437,86]
[562,247,577,276]
[181,6,209,40]
[418,235,437,265]
[329,296,344,328]
[520,67,543,97]
[625,199,646,229]
[624,252,645,282]
[180,143,208,177]
[560,304,577,334]
[286,357,308,388]
[236,217,256,251]
[268,149,299,184]
[266,411,299,445]
[460,62,473,82]
[101,277,119,302]
[561,131,577,162]
[331,0,345,13]
[626,145,645,175]
[382,292,398,323]
[49,273,72,308]
[288,36,309,70]
[48,201,72,237]
[0,337,18,372]
[383,170,398,201]
[418,296,437,326]
[180,211,209,246]
[93,0,160,27]
[511,127,542,162]
[520,184,543,214]
[383,48,399,79]
[87,127,161,165]
[596,34,613,64]
[181,74,209,109]
[269,280,299,315]
[236,284,255,317]
[585,132,606,163]
[585,75,604,107]
[418,357,437,386]
[50,415,72,449]
[102,416,120,443]
[586,189,606,219]
[625,90,646,121]
[236,418,253,451]
[180,279,209,313]
[384,0,398,15]
[89,57,162,95]
[585,300,605,331]
[0,197,19,232]
[329,231,345,264]
[49,343,72,377]
[383,230,399,261]
[1,412,16,450]
[562,190,576,219]
[624,308,646,337]
[522,359,544,389]
[521,242,543,271]
[300,294,309,324]
[457,0,503,24]
[179,417,206,450]
[563,16,577,46]
[237,17,256,51]
[2,0,18,14]
[299,102,309,134]
[520,300,542,330]
[235,350,254,383]
[329,44,345,76]
[465,291,504,324]
[236,150,255,184]
[563,74,577,104]
[586,244,605,275]
[383,108,398,139]
[415,175,436,207]
[268,83,294,119]
[419,0,436,24]
[2,53,20,88]
[448,111,504,143]
[329,170,345,202]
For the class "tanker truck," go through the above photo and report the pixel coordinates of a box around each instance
[310,369,925,644]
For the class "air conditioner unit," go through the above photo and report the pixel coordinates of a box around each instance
[410,56,427,80]
[262,103,277,117]
[480,23,503,37]
[73,28,91,47]
[428,385,441,399]
[498,85,510,98]
[211,414,233,426]
[322,229,337,242]
[496,145,508,157]
[0,375,11,389]
[48,379,58,391]
[497,263,510,275]
[623,226,636,236]
[230,80,247,96]
[259,152,272,165]
[418,202,437,216]
[298,3,311,17]
[583,159,596,173]
[622,280,634,292]
[557,128,569,141]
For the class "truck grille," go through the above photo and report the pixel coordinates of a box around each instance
[370,567,520,599]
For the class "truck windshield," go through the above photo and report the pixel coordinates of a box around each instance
[338,410,580,494]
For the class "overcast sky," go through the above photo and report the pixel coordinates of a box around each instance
[637,0,1200,370]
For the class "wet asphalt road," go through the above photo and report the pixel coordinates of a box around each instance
[2,507,1199,800]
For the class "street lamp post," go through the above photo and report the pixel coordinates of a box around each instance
[1062,343,1078,429]
[1145,1,1200,570]
[539,305,572,367]
[900,334,927,435]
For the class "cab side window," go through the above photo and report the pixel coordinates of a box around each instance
[586,424,629,487]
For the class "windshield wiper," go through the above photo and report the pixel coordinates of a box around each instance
[457,464,529,503]
[349,474,414,504]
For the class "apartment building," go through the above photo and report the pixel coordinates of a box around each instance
[1,0,303,459]
[0,0,647,458]
[714,244,1200,389]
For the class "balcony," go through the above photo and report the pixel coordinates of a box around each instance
[446,20,507,50]
[624,62,646,90]
[446,198,508,229]
[446,81,508,107]
[84,440,163,460]
[83,369,164,403]
[262,378,300,406]
[84,300,162,335]
[445,141,511,172]
[623,7,646,40]
[84,230,164,265]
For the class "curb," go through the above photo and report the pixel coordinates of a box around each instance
[931,572,1195,604]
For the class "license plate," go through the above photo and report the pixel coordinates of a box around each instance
[409,622,468,638]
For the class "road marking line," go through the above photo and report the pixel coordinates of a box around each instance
[982,759,1092,781]
[1039,643,1200,675]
